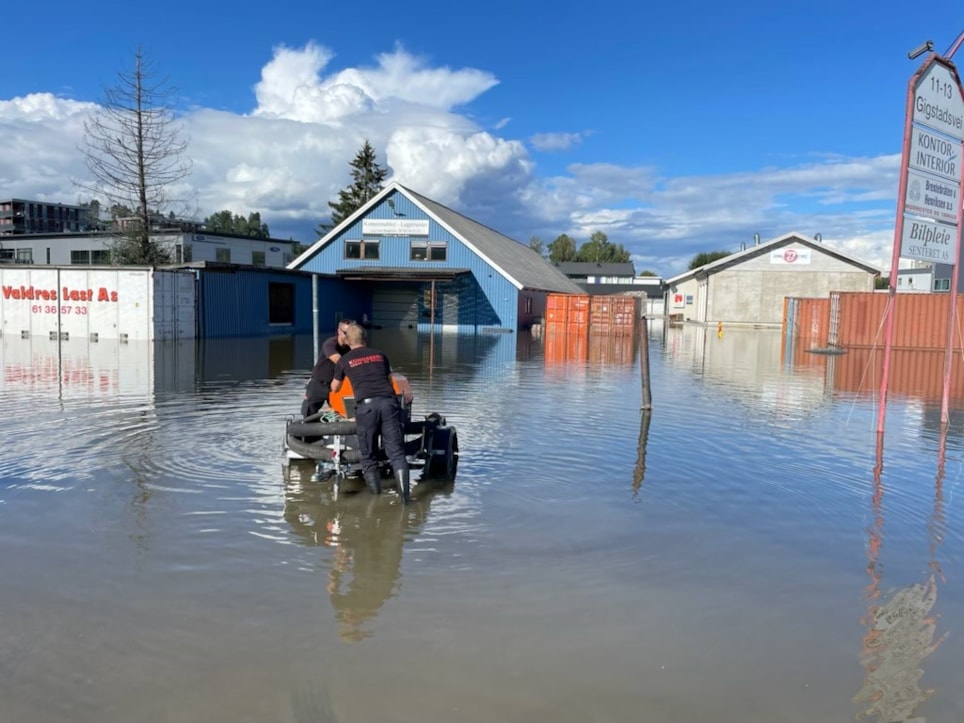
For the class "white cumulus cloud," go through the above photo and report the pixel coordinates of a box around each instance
[0,44,906,275]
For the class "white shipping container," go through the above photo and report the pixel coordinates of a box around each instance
[0,267,196,341]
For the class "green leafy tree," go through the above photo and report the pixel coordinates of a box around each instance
[638,270,658,277]
[575,230,631,263]
[318,140,388,234]
[203,209,270,238]
[547,233,578,262]
[78,47,191,265]
[688,250,731,270]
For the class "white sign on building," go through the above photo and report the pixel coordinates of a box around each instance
[769,247,812,265]
[361,219,430,236]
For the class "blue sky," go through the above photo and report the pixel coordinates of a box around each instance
[2,1,962,276]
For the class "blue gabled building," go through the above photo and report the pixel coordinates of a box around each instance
[288,182,582,332]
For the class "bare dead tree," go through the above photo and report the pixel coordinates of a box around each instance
[78,47,192,264]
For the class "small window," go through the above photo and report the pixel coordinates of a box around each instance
[216,247,231,263]
[410,241,447,261]
[183,245,193,263]
[268,282,294,324]
[934,278,951,291]
[345,239,379,260]
[91,250,111,265]
[71,250,91,264]
[15,248,33,264]
[252,250,266,266]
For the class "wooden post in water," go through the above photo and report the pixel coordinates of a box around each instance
[639,314,652,410]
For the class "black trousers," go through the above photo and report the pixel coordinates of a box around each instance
[355,397,409,476]
[301,378,329,418]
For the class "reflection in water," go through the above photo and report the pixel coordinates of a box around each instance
[283,470,453,642]
[633,411,652,496]
[854,434,948,722]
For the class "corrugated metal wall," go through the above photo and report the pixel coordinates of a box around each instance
[783,297,831,349]
[785,292,964,352]
[197,268,318,338]
[835,292,960,349]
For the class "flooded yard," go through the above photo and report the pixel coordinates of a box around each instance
[1,324,962,722]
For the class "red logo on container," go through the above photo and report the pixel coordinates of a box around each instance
[783,249,798,263]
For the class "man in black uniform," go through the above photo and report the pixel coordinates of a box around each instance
[330,323,410,502]
[301,319,353,418]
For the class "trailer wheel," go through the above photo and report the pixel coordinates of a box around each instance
[427,427,458,479]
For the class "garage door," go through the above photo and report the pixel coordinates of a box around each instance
[372,285,421,328]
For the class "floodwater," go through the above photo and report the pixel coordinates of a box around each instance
[2,324,963,723]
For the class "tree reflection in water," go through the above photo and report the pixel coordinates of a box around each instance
[283,470,453,642]
[853,433,948,722]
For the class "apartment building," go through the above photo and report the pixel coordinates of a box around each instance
[0,199,91,236]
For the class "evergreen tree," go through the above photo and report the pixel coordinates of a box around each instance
[318,140,388,234]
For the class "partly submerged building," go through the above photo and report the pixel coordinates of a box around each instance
[664,232,880,325]
[289,182,582,332]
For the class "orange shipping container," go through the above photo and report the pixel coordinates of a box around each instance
[835,292,964,350]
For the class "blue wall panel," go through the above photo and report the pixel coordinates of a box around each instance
[197,268,364,338]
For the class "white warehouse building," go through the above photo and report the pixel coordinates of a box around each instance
[0,230,298,268]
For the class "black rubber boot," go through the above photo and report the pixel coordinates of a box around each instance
[395,468,411,504]
[363,469,382,495]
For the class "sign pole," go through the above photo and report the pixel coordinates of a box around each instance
[940,167,963,424]
[878,71,921,435]
[941,31,964,424]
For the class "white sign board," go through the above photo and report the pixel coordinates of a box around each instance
[769,247,812,265]
[908,126,960,181]
[915,62,964,140]
[900,216,957,263]
[361,218,430,236]
[904,168,960,223]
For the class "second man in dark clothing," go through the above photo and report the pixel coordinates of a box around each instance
[301,319,353,418]
[331,323,411,502]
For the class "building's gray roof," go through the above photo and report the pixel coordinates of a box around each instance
[665,231,881,285]
[554,262,636,277]
[399,185,583,293]
[574,282,665,298]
